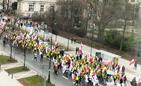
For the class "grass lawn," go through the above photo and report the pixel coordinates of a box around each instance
[19,75,55,86]
[6,66,29,74]
[0,55,17,64]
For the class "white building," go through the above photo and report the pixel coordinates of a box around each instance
[17,0,57,17]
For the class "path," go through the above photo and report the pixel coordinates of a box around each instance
[0,70,23,86]
[0,40,74,86]
[14,70,37,79]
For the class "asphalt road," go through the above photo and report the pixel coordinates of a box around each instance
[0,39,74,86]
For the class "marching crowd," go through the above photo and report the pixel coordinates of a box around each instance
[1,16,141,86]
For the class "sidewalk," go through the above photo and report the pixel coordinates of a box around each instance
[0,40,74,86]
[0,70,23,86]
[14,70,37,79]
[1,63,23,70]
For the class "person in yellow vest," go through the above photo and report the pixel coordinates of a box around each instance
[75,75,79,85]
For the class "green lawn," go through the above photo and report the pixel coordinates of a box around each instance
[6,66,29,74]
[0,55,16,64]
[18,75,55,86]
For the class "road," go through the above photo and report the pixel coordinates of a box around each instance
[0,40,74,86]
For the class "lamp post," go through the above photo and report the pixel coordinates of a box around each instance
[41,63,46,86]
[47,5,55,82]
[10,38,13,60]
[47,35,52,82]
[23,41,26,69]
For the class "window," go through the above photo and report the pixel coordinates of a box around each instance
[131,0,135,2]
[40,4,44,12]
[28,3,34,12]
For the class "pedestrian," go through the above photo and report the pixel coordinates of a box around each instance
[53,62,58,75]
[120,77,123,86]
[134,61,137,70]
[131,77,136,86]
[40,53,43,62]
[84,73,89,86]
[76,47,79,55]
[60,49,64,57]
[121,66,125,75]
[123,75,127,85]
[75,75,79,86]
[33,50,37,61]
[3,37,6,47]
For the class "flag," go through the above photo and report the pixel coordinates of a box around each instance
[136,76,141,86]
[78,42,83,55]
[102,60,112,65]
[129,59,135,65]
[80,42,83,51]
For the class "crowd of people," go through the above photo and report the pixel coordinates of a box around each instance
[1,16,141,86]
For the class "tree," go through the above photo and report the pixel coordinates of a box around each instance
[119,0,139,51]
[54,0,86,37]
[31,12,45,23]
[12,2,17,10]
[86,0,124,42]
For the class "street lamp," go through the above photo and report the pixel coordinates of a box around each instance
[47,5,55,82]
[10,38,13,60]
[41,62,47,86]
[23,40,27,69]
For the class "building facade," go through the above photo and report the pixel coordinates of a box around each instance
[17,0,57,17]
[129,0,140,4]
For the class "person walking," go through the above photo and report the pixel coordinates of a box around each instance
[121,66,125,75]
[134,61,137,70]
[33,50,37,61]
[40,53,43,62]
[3,36,6,47]
[75,75,79,86]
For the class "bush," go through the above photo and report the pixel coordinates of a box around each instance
[105,30,134,51]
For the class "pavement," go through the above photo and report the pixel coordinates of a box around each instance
[0,70,23,86]
[1,63,23,70]
[13,70,37,79]
[0,40,74,86]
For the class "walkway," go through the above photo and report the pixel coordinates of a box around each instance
[0,70,23,86]
[0,40,74,86]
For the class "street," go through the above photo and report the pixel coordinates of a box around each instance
[0,39,74,86]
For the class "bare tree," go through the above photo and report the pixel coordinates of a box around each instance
[86,0,124,42]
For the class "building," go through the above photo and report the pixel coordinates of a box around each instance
[17,0,57,17]
[0,0,17,10]
[129,0,139,4]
